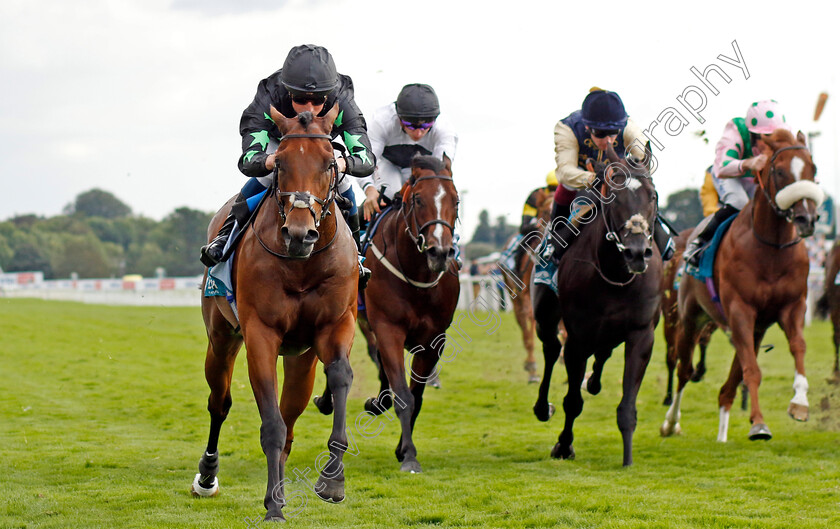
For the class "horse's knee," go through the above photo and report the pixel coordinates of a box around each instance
[259,418,287,453]
[325,358,353,391]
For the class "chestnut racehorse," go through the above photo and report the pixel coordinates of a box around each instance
[815,241,840,379]
[502,189,556,383]
[661,228,717,405]
[532,144,662,466]
[192,106,358,522]
[662,129,822,442]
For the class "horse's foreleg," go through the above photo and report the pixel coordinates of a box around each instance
[279,350,319,464]
[245,331,286,522]
[691,324,714,383]
[585,348,612,396]
[192,308,242,498]
[372,323,419,472]
[617,327,655,466]
[778,302,809,422]
[513,292,539,382]
[553,340,586,460]
[662,316,698,437]
[727,301,769,439]
[313,315,355,503]
[716,354,743,442]
[533,287,562,421]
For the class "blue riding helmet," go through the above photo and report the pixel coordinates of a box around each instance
[581,90,628,130]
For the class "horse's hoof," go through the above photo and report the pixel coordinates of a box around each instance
[314,475,345,503]
[586,376,601,395]
[550,442,574,460]
[427,372,441,389]
[748,423,772,441]
[787,402,809,422]
[528,373,541,384]
[659,421,681,437]
[400,458,423,473]
[524,360,537,374]
[364,396,392,415]
[313,395,333,415]
[663,395,673,406]
[262,512,286,523]
[533,402,555,422]
[190,473,219,497]
[690,366,706,383]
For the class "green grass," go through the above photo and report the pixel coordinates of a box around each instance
[2,298,839,528]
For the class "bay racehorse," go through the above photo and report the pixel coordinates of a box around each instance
[815,240,840,380]
[502,188,557,383]
[532,144,662,466]
[358,155,460,472]
[662,228,717,405]
[191,105,358,521]
[662,129,822,442]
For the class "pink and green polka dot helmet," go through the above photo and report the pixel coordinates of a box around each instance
[745,100,790,134]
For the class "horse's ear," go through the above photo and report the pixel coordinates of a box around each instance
[321,102,340,134]
[605,142,622,164]
[269,105,288,132]
[796,130,807,146]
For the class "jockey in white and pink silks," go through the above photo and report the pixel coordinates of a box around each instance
[684,100,793,265]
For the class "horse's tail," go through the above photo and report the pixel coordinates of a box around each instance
[816,289,831,320]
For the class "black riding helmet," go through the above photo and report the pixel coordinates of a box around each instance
[581,89,628,130]
[280,44,338,96]
[395,83,440,121]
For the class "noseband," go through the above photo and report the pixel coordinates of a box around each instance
[272,133,338,228]
[402,175,457,253]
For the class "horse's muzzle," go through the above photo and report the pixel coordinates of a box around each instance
[793,212,816,238]
[426,245,454,273]
[622,245,653,274]
[281,225,320,258]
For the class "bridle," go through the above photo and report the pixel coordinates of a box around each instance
[751,144,811,249]
[252,132,340,259]
[401,175,457,253]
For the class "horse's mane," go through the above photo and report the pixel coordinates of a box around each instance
[297,111,315,130]
[411,155,446,174]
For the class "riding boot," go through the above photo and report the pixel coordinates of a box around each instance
[347,211,371,290]
[685,204,739,267]
[545,202,575,265]
[654,215,676,261]
[200,211,236,267]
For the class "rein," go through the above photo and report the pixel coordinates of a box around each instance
[251,132,340,260]
[750,144,810,249]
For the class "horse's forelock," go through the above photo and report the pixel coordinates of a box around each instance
[297,111,314,130]
[411,155,445,174]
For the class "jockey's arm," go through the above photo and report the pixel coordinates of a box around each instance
[713,120,766,178]
[237,82,277,178]
[554,121,595,189]
[622,118,648,161]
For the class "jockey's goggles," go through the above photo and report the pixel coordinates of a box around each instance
[590,128,621,138]
[291,93,328,106]
[400,119,435,131]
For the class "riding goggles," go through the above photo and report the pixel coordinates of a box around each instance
[400,119,435,131]
[291,94,328,106]
[590,128,621,138]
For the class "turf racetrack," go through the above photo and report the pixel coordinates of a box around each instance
[2,298,839,528]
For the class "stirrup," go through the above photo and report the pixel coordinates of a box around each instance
[683,240,703,267]
[200,237,227,267]
[358,256,371,290]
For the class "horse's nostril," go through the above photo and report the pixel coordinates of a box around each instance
[447,248,456,259]
[644,248,653,259]
[622,249,634,261]
[304,229,320,243]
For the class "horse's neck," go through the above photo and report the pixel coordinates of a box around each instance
[751,193,796,246]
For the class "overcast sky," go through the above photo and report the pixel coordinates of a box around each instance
[1,0,837,239]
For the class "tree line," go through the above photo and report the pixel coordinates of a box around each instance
[0,189,212,279]
[0,186,710,280]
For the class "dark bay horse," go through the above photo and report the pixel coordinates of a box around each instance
[192,105,358,521]
[662,228,717,405]
[359,155,460,473]
[532,145,662,466]
[662,129,821,442]
[502,189,557,383]
[815,241,840,379]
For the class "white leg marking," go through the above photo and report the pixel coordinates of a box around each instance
[717,406,730,442]
[661,387,684,436]
[791,372,809,407]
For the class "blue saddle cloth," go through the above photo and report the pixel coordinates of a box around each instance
[686,215,736,281]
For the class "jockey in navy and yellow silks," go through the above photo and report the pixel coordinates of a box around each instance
[546,88,675,265]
